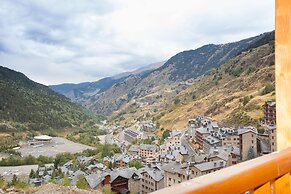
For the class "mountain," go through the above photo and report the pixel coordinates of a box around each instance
[112,31,275,130]
[50,31,274,124]
[49,61,165,104]
[70,32,274,116]
[0,66,103,131]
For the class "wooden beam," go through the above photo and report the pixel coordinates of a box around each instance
[276,0,291,150]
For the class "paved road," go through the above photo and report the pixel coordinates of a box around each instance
[181,129,197,155]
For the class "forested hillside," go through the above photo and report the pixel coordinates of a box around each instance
[0,66,103,131]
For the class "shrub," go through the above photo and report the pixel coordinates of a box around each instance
[128,160,143,169]
[62,175,71,186]
[261,84,275,95]
[174,98,180,105]
[76,175,88,189]
[242,96,250,106]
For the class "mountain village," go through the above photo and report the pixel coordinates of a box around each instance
[3,100,274,194]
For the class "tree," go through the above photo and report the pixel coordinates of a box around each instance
[62,174,71,186]
[11,174,18,186]
[261,83,275,95]
[247,146,256,160]
[162,129,171,140]
[102,144,111,158]
[29,169,36,179]
[174,98,180,105]
[0,175,5,188]
[242,96,250,106]
[128,160,143,169]
[76,175,88,189]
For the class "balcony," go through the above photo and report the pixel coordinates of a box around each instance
[152,148,291,194]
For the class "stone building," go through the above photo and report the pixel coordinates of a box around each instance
[238,127,258,161]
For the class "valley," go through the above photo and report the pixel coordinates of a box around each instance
[0,31,276,194]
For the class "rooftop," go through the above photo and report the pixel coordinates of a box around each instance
[194,160,226,172]
[34,135,52,141]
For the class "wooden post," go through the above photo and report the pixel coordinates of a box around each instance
[276,0,291,150]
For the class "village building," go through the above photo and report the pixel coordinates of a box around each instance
[139,165,164,193]
[265,124,277,152]
[128,145,140,155]
[238,126,258,161]
[124,129,141,143]
[263,101,276,125]
[165,130,182,148]
[140,120,156,133]
[138,144,158,163]
[163,162,189,187]
[30,135,53,145]
[189,160,226,178]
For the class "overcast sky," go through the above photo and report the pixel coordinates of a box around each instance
[0,0,274,85]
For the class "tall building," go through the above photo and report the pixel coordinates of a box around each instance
[263,101,276,124]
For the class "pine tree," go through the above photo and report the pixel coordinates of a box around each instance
[247,146,256,160]
[29,169,36,178]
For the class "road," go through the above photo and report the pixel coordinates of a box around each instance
[181,129,197,155]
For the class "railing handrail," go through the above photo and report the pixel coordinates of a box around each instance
[151,148,291,194]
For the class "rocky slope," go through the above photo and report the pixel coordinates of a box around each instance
[54,32,273,116]
[112,33,275,130]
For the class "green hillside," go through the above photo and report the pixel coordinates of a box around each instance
[0,66,104,131]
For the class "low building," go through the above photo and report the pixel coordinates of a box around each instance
[190,160,226,178]
[138,144,158,161]
[140,120,156,133]
[124,129,140,143]
[128,145,140,155]
[30,135,53,145]
[109,168,141,194]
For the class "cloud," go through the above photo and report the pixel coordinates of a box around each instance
[0,0,274,85]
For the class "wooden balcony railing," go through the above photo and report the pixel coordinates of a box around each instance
[152,148,291,194]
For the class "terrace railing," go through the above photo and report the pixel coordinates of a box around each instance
[152,148,291,194]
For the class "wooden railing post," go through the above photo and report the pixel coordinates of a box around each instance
[276,0,291,151]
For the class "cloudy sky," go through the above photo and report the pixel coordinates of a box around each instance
[0,0,274,85]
